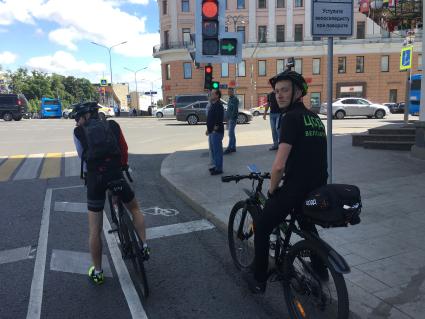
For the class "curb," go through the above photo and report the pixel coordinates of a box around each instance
[160,151,228,233]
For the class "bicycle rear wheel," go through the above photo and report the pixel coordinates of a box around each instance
[228,201,258,270]
[127,225,149,298]
[283,240,349,319]
[108,195,131,256]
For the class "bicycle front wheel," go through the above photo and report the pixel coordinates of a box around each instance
[228,201,258,270]
[283,240,349,319]
[127,227,149,298]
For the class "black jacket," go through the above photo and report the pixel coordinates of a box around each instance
[207,100,224,134]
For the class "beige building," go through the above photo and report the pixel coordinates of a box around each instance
[153,0,423,109]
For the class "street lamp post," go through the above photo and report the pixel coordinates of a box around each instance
[124,66,147,109]
[91,41,127,86]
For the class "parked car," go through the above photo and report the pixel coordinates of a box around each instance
[154,104,175,118]
[173,94,209,115]
[320,97,390,119]
[62,107,73,119]
[176,100,253,125]
[384,102,405,114]
[250,104,266,116]
[0,93,28,121]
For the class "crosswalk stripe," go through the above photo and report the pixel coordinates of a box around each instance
[39,153,62,179]
[0,155,25,182]
[64,152,80,177]
[14,153,44,181]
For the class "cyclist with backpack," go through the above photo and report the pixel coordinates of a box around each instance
[72,101,149,284]
[243,70,328,293]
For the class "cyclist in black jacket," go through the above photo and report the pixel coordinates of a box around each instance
[243,71,328,294]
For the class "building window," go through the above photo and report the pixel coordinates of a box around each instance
[165,64,171,80]
[258,26,267,43]
[237,26,246,43]
[389,89,397,103]
[313,58,320,75]
[162,0,167,15]
[356,56,364,73]
[225,0,228,9]
[381,55,389,72]
[237,60,246,77]
[310,92,321,109]
[277,0,285,8]
[295,0,303,7]
[163,30,169,49]
[295,58,302,74]
[276,59,285,73]
[419,54,422,70]
[258,60,267,76]
[338,57,346,73]
[313,36,321,41]
[181,0,189,12]
[258,0,266,9]
[357,21,365,39]
[182,28,191,46]
[183,63,192,79]
[221,63,229,77]
[237,0,245,9]
[276,25,285,42]
[295,24,303,42]
[225,26,228,32]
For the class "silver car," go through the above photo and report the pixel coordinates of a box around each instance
[320,98,390,119]
[154,104,175,118]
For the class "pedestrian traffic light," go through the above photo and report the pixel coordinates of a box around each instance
[201,0,219,55]
[204,65,213,89]
[212,81,219,89]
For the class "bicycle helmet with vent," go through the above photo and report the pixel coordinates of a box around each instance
[72,101,99,120]
[269,70,308,97]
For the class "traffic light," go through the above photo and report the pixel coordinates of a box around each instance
[212,81,219,89]
[201,0,219,55]
[220,38,237,56]
[204,65,213,89]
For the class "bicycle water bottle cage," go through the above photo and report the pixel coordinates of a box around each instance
[108,179,125,194]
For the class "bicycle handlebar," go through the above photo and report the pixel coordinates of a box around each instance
[221,172,270,183]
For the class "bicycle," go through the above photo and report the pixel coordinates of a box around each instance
[222,165,351,319]
[107,169,149,298]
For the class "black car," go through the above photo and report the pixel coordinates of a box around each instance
[384,102,405,114]
[0,94,29,121]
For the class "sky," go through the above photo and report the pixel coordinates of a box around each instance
[0,0,162,98]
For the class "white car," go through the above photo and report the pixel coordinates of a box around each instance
[320,97,390,119]
[154,104,175,118]
[63,103,114,120]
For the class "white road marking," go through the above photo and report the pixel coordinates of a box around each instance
[103,211,148,319]
[50,249,113,277]
[14,153,44,180]
[54,201,86,213]
[64,152,80,177]
[142,206,179,217]
[26,188,52,319]
[147,219,215,240]
[0,246,32,265]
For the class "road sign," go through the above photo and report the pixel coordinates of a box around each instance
[100,79,108,86]
[144,91,157,95]
[220,38,237,55]
[219,83,228,89]
[312,0,354,36]
[400,46,413,70]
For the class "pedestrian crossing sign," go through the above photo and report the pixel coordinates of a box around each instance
[400,46,413,71]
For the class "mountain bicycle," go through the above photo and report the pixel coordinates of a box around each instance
[222,165,351,319]
[107,169,149,298]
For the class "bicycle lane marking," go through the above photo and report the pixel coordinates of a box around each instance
[102,211,148,319]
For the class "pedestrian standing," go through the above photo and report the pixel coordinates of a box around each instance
[205,100,215,168]
[224,87,239,154]
[206,89,224,175]
[263,91,281,151]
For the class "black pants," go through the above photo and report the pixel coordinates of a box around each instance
[254,187,318,282]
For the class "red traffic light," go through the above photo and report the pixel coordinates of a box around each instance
[205,66,213,74]
[202,1,218,19]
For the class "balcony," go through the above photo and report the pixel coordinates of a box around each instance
[153,41,192,55]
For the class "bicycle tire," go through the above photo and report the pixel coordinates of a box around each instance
[228,200,258,270]
[283,240,349,319]
[108,195,131,256]
[127,225,149,298]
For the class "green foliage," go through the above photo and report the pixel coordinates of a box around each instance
[2,67,97,109]
[156,99,164,107]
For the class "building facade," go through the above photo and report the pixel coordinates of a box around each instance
[153,0,423,109]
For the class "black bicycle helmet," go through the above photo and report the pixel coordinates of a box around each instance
[268,70,308,97]
[72,101,99,119]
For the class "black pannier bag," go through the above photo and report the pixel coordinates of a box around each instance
[302,184,362,228]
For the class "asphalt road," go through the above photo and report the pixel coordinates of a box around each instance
[0,114,408,319]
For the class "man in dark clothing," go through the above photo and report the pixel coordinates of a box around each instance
[206,89,224,175]
[264,91,281,151]
[224,87,239,154]
[243,71,328,294]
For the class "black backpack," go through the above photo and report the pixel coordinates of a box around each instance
[81,118,121,171]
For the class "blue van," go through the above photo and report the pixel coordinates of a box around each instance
[41,97,62,118]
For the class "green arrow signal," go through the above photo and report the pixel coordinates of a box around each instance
[222,43,235,52]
